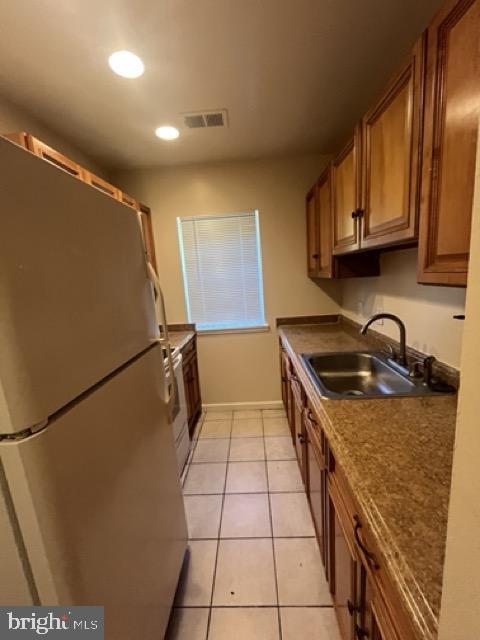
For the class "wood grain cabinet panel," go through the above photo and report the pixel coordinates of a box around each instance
[361,37,425,249]
[333,130,361,254]
[306,184,319,276]
[317,167,334,277]
[182,337,202,436]
[290,375,307,483]
[418,0,480,285]
[306,167,334,278]
[329,481,358,640]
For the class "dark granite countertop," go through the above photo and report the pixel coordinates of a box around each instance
[279,318,457,640]
[168,330,195,351]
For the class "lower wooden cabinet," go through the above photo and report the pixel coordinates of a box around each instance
[363,572,400,640]
[278,341,416,640]
[305,410,328,573]
[290,373,307,483]
[329,477,359,640]
[181,336,202,436]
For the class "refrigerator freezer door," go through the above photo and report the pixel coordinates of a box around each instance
[0,344,187,640]
[0,137,159,434]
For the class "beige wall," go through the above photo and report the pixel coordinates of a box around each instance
[437,135,480,639]
[0,93,107,177]
[114,155,341,404]
[340,248,466,368]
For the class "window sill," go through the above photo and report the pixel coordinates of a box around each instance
[197,324,271,336]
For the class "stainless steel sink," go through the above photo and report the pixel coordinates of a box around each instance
[301,351,453,399]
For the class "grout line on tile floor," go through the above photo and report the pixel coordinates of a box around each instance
[204,416,233,640]
[172,604,336,609]
[262,415,283,640]
[190,457,295,465]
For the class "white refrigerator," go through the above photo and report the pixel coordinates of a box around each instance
[0,137,188,638]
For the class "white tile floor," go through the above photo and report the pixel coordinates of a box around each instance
[167,408,341,640]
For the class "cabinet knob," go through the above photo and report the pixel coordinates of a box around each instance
[351,208,364,219]
[312,253,320,259]
[347,600,360,616]
[355,624,368,640]
[297,433,306,444]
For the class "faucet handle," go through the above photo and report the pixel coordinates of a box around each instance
[408,360,423,379]
[422,356,436,386]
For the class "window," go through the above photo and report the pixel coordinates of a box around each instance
[177,210,266,332]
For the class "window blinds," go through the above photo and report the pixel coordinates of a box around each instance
[177,211,266,331]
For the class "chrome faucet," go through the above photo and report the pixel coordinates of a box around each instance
[360,313,407,367]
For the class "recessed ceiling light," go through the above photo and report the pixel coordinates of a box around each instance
[155,126,180,141]
[108,51,144,78]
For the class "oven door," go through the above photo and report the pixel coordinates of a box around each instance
[167,352,188,441]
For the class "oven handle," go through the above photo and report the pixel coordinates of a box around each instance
[146,260,176,414]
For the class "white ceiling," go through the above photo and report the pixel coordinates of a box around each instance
[0,0,443,169]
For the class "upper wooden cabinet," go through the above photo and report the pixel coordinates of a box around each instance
[306,184,319,277]
[418,0,480,286]
[361,36,425,250]
[306,166,334,278]
[332,128,362,254]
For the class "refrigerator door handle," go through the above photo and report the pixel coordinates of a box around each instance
[146,260,176,414]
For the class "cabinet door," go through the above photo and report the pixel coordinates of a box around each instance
[290,376,306,482]
[280,348,288,411]
[329,489,358,640]
[418,0,480,285]
[362,571,401,640]
[361,37,424,250]
[333,130,361,254]
[189,354,201,419]
[306,184,319,276]
[317,166,334,277]
[183,361,194,424]
[305,419,328,572]
[27,135,84,179]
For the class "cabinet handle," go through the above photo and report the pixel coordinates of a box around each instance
[355,624,368,640]
[297,433,306,444]
[307,410,318,425]
[312,253,319,259]
[347,600,360,616]
[351,208,364,219]
[353,515,380,570]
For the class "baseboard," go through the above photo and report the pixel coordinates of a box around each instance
[202,400,283,412]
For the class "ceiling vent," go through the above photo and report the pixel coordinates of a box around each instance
[183,109,228,129]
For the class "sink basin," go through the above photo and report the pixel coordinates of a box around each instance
[301,351,451,399]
